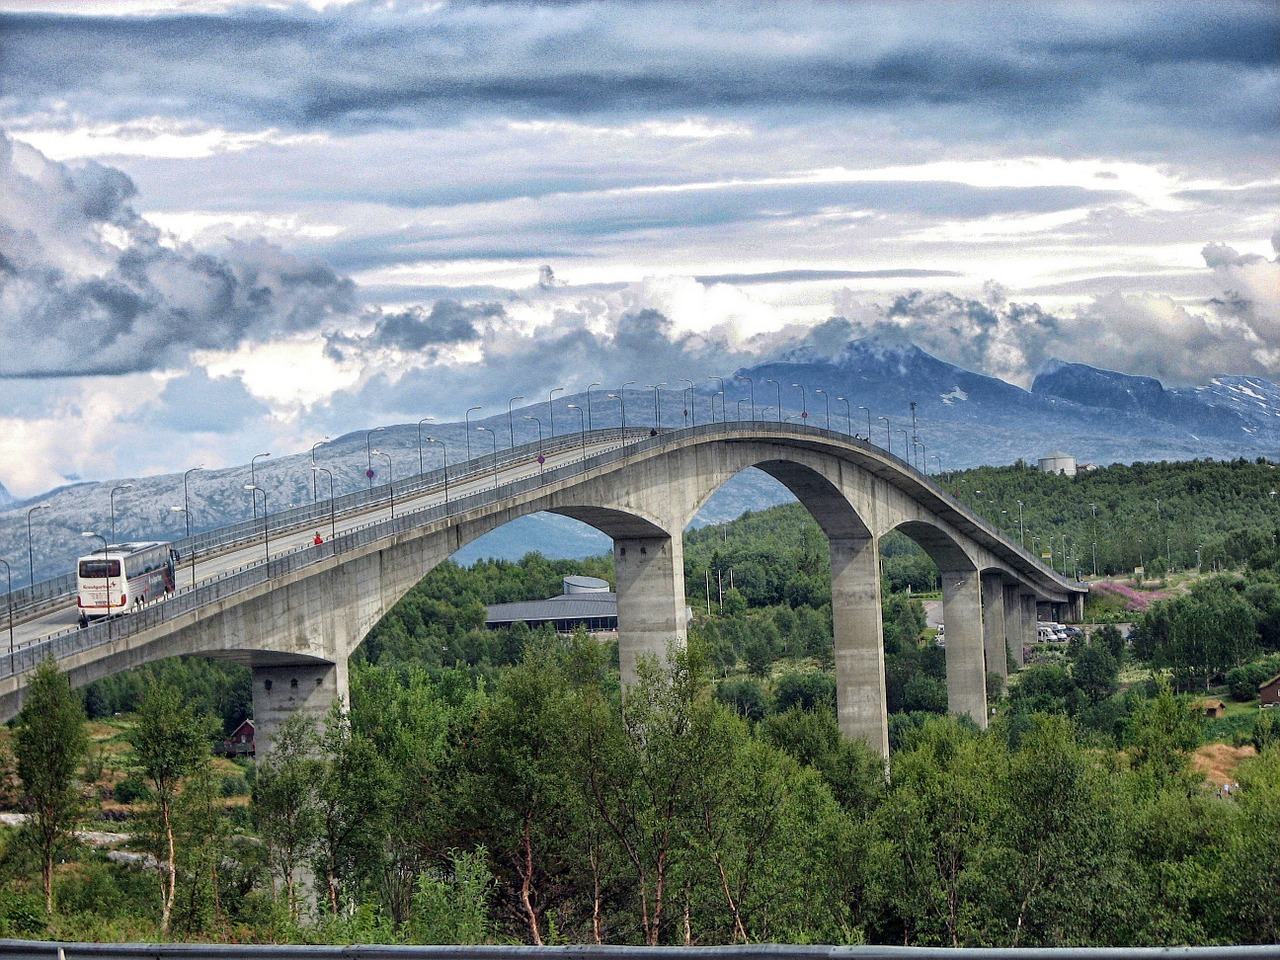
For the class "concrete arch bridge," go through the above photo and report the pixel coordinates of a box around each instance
[0,423,1085,757]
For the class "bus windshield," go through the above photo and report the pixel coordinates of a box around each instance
[79,559,121,578]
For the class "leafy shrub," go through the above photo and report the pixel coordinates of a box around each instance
[220,774,250,797]
[0,888,47,937]
[111,776,148,805]
[1226,656,1280,701]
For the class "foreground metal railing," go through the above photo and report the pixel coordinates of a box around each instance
[1,941,1276,959]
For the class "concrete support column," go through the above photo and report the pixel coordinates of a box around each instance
[830,535,887,756]
[1002,584,1023,669]
[1020,594,1038,659]
[614,534,687,692]
[251,658,348,760]
[941,567,987,728]
[981,573,1007,683]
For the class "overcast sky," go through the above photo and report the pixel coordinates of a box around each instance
[0,0,1277,498]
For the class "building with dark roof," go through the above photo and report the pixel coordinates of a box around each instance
[485,576,618,633]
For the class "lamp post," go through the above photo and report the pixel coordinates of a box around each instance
[857,404,870,439]
[312,467,336,542]
[24,504,49,588]
[914,439,926,473]
[607,394,625,435]
[250,452,271,514]
[586,382,601,430]
[371,450,394,518]
[507,396,525,449]
[646,383,665,429]
[765,379,782,422]
[877,416,890,452]
[1016,499,1025,547]
[525,416,544,475]
[566,404,586,457]
[244,485,269,562]
[736,375,754,421]
[737,398,749,420]
[0,557,12,667]
[365,429,383,488]
[182,465,203,585]
[464,406,482,460]
[81,532,110,619]
[1137,538,1145,571]
[426,437,449,502]
[109,483,133,542]
[791,383,808,424]
[1090,503,1099,577]
[898,429,909,457]
[310,438,328,502]
[678,379,695,426]
[837,397,854,435]
[707,376,724,423]
[477,427,499,486]
[416,419,434,476]
[931,453,944,476]
[618,381,635,434]
[815,389,831,429]
[547,386,564,437]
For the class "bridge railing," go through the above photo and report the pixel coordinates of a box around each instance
[2,421,1078,680]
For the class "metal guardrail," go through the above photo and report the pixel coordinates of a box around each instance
[2,940,1278,958]
[0,421,1080,682]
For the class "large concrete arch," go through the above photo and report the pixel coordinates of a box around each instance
[0,423,1085,758]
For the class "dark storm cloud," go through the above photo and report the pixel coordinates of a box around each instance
[325,300,497,359]
[1,2,1275,141]
[0,135,364,377]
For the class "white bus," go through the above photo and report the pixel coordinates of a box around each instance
[76,541,178,618]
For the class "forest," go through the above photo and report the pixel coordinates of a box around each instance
[2,457,1280,946]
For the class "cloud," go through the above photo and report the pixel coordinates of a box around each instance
[828,237,1280,387]
[325,299,497,359]
[0,134,364,377]
[2,2,1275,147]
[139,368,271,432]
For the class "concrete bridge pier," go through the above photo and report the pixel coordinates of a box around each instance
[1020,593,1039,662]
[251,658,349,759]
[1002,583,1024,669]
[613,533,687,691]
[941,567,988,728]
[830,535,888,756]
[981,573,1008,685]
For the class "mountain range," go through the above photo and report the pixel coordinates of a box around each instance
[4,338,1278,586]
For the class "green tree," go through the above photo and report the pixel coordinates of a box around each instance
[13,657,89,915]
[252,713,323,923]
[126,680,216,934]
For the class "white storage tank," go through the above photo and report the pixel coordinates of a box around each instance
[1038,451,1077,476]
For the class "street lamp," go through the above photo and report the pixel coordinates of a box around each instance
[735,375,755,422]
[678,379,695,426]
[547,386,564,437]
[586,382,601,430]
[425,437,449,502]
[464,406,482,460]
[524,415,543,455]
[765,379,782,422]
[618,381,636,434]
[815,389,831,430]
[566,404,586,457]
[0,557,12,667]
[914,439,926,473]
[507,396,525,448]
[931,453,944,476]
[836,397,853,435]
[477,427,499,486]
[310,438,329,502]
[857,404,870,439]
[371,450,394,518]
[244,485,269,562]
[646,383,665,429]
[312,467,336,542]
[1090,503,1099,577]
[109,483,133,542]
[706,378,727,422]
[606,394,624,435]
[791,383,808,424]
[737,398,750,420]
[26,503,50,586]
[365,428,384,488]
[898,429,909,457]
[251,452,271,515]
[1016,499,1025,547]
[416,419,434,476]
[181,465,203,585]
[877,416,890,452]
